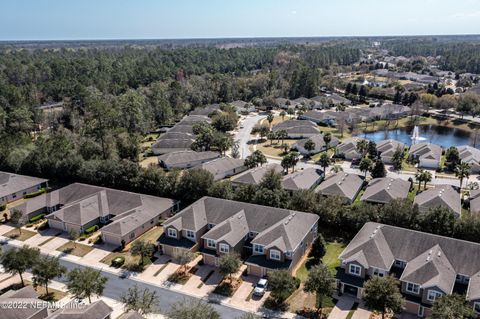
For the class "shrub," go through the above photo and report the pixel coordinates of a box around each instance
[111,256,125,267]
[84,225,99,234]
[37,221,49,231]
[24,188,46,199]
[29,214,45,223]
[0,204,6,212]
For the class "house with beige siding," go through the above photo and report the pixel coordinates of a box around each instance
[159,197,319,277]
[338,222,480,317]
[15,183,177,246]
[0,171,48,205]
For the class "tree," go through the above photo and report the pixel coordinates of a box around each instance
[356,140,369,157]
[415,169,425,190]
[287,108,295,118]
[131,240,156,266]
[391,148,404,170]
[175,169,214,204]
[121,285,160,315]
[266,113,274,128]
[455,162,471,188]
[304,139,316,155]
[363,276,404,319]
[231,141,240,159]
[32,256,66,296]
[267,131,276,145]
[9,209,26,235]
[280,110,286,121]
[172,249,195,274]
[208,180,234,200]
[371,160,386,178]
[218,253,242,282]
[251,124,270,141]
[445,146,460,171]
[66,267,108,303]
[421,170,432,190]
[244,150,267,168]
[0,245,40,286]
[309,234,327,261]
[69,229,79,249]
[276,129,288,145]
[281,151,300,173]
[303,264,335,315]
[259,168,283,191]
[268,269,298,302]
[430,294,475,319]
[323,133,332,150]
[167,298,220,319]
[317,152,331,173]
[359,157,373,178]
[417,206,455,237]
[367,141,378,159]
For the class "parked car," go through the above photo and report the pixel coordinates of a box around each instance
[253,278,268,296]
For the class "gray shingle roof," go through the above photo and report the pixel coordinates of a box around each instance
[458,145,480,167]
[164,197,318,253]
[361,177,410,204]
[409,143,442,161]
[231,163,283,186]
[315,172,363,202]
[340,222,480,298]
[470,189,480,214]
[47,300,113,319]
[0,171,47,198]
[376,139,407,159]
[282,168,323,191]
[43,183,174,235]
[272,120,319,136]
[336,137,366,159]
[293,134,340,154]
[414,185,461,217]
[158,151,220,167]
[193,157,246,180]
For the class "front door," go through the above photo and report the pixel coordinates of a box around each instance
[418,305,424,317]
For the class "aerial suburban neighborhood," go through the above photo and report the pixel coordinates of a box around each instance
[1,1,480,319]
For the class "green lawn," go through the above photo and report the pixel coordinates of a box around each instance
[323,242,345,272]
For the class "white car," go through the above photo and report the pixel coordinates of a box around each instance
[253,278,268,296]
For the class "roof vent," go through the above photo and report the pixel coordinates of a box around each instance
[437,251,442,257]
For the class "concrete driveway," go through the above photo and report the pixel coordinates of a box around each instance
[229,275,269,312]
[137,254,171,281]
[82,247,115,265]
[181,265,222,297]
[351,305,371,319]
[39,236,69,251]
[328,296,355,319]
[0,224,14,236]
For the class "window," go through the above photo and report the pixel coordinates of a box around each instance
[208,223,215,229]
[456,274,470,284]
[349,264,362,276]
[206,239,216,249]
[373,268,384,277]
[130,233,135,239]
[270,249,281,261]
[167,228,177,238]
[253,244,264,254]
[394,260,406,268]
[219,243,229,253]
[474,302,480,314]
[186,230,195,240]
[285,251,292,257]
[249,232,257,238]
[406,282,420,294]
[427,290,443,302]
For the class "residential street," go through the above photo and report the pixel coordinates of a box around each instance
[234,113,267,159]
[0,238,248,319]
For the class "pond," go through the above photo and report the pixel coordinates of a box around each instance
[356,125,478,149]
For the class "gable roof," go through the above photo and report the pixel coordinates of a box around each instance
[315,172,363,202]
[272,120,319,135]
[409,142,442,161]
[44,183,175,232]
[231,163,283,186]
[376,139,407,158]
[340,222,480,298]
[336,137,366,159]
[47,300,113,319]
[163,197,318,253]
[414,185,461,217]
[193,157,245,179]
[458,145,480,166]
[158,151,220,167]
[293,134,340,154]
[0,171,47,199]
[282,168,323,191]
[361,177,410,204]
[470,189,480,214]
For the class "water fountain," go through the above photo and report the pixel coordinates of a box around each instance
[411,126,426,145]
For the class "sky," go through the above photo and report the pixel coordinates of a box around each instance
[1,0,480,40]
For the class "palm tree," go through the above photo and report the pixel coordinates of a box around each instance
[455,162,471,188]
[415,169,425,190]
[280,110,286,121]
[359,158,373,178]
[323,133,332,151]
[330,165,343,173]
[317,152,331,175]
[422,170,432,190]
[266,113,274,128]
[287,108,295,119]
[356,140,369,157]
[304,139,316,155]
[267,131,276,145]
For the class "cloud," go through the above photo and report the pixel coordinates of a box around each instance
[450,10,480,19]
[291,10,297,15]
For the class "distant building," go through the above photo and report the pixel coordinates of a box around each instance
[193,157,247,181]
[231,163,283,187]
[158,151,220,170]
[0,171,48,205]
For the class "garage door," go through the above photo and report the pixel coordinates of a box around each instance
[248,265,264,277]
[203,254,218,266]
[343,284,358,297]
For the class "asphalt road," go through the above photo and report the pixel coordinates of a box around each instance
[234,113,266,159]
[0,240,247,319]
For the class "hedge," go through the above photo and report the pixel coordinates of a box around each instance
[0,204,5,212]
[24,188,46,199]
[84,225,99,234]
[29,214,45,223]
